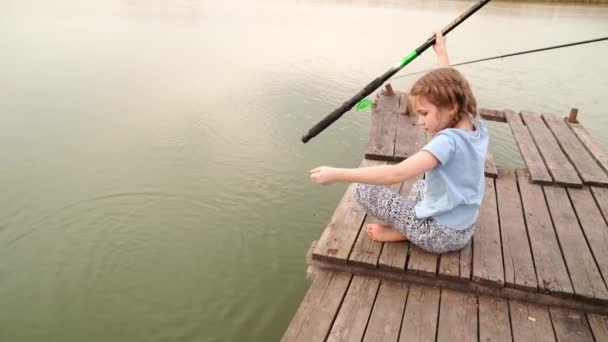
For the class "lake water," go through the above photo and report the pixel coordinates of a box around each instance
[1,0,607,341]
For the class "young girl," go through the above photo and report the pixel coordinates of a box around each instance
[309,31,488,254]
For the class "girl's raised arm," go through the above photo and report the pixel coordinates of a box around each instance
[433,30,450,68]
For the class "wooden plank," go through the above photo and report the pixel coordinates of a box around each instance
[308,252,608,316]
[349,179,400,268]
[313,159,384,263]
[506,110,553,184]
[543,113,608,186]
[437,289,478,342]
[516,169,573,297]
[397,92,409,115]
[521,111,582,187]
[378,241,409,272]
[459,240,473,281]
[378,177,421,271]
[509,300,556,342]
[478,296,512,342]
[566,120,608,174]
[479,108,507,123]
[394,103,425,162]
[438,251,460,280]
[473,177,505,287]
[549,307,595,342]
[407,246,438,277]
[587,313,608,341]
[399,284,440,342]
[496,169,537,291]
[282,271,352,342]
[363,280,408,342]
[365,94,400,161]
[591,186,608,226]
[485,150,498,178]
[327,275,380,342]
[544,186,608,301]
[568,187,608,293]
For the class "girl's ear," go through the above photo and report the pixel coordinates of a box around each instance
[446,103,458,116]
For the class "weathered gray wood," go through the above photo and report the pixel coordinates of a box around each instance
[378,176,421,271]
[550,307,595,342]
[568,187,608,293]
[378,241,409,272]
[437,289,478,342]
[459,241,473,281]
[496,169,537,291]
[397,92,409,115]
[394,105,425,162]
[479,296,512,342]
[407,246,438,277]
[282,271,352,342]
[509,300,556,342]
[587,313,608,341]
[473,177,505,287]
[521,111,582,187]
[543,114,608,186]
[313,159,383,263]
[439,251,460,280]
[399,284,440,342]
[591,186,608,226]
[366,94,400,161]
[516,169,573,297]
[566,120,608,174]
[485,150,498,177]
[506,110,553,184]
[479,108,507,123]
[544,186,608,301]
[363,281,408,342]
[308,254,608,316]
[349,179,400,268]
[327,275,380,342]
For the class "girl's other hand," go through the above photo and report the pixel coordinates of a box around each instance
[309,166,338,185]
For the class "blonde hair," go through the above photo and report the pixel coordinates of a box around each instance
[409,68,477,127]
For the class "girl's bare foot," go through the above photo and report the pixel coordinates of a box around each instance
[366,223,407,242]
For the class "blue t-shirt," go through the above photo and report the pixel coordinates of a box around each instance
[415,115,489,230]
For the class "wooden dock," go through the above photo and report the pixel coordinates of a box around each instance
[283,88,608,341]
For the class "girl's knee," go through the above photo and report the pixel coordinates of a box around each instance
[353,183,379,202]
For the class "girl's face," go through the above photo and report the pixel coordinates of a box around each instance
[412,96,457,135]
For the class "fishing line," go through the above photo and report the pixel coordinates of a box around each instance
[392,36,608,80]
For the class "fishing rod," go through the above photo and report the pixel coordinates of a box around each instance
[392,36,608,80]
[301,0,493,143]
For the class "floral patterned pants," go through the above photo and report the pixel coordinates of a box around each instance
[353,180,474,254]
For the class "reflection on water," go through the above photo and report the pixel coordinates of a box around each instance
[0,0,607,340]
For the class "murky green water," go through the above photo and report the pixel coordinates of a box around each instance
[0,0,607,341]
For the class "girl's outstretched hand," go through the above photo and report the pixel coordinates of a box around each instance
[309,166,339,185]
